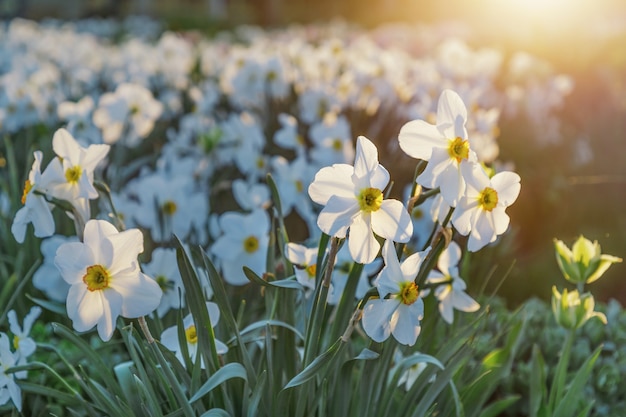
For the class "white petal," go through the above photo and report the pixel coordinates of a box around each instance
[114,272,163,318]
[361,298,398,343]
[52,128,81,163]
[55,242,94,284]
[436,90,468,140]
[451,201,477,236]
[353,136,380,181]
[399,248,430,283]
[451,289,480,313]
[348,214,379,264]
[81,144,110,173]
[160,325,180,352]
[438,241,461,273]
[371,199,413,242]
[491,172,521,206]
[68,287,102,333]
[317,195,359,238]
[98,290,123,341]
[107,228,144,276]
[308,164,355,205]
[391,302,423,346]
[29,196,56,238]
[398,119,442,160]
[435,160,464,207]
[207,301,221,327]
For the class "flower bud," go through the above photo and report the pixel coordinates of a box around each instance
[553,236,622,284]
[551,286,607,330]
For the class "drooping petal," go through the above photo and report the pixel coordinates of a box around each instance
[361,298,399,343]
[348,214,379,264]
[308,164,355,205]
[371,199,413,242]
[398,119,442,160]
[29,196,56,238]
[317,195,359,238]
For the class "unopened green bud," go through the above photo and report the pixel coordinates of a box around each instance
[553,236,622,284]
[551,286,607,330]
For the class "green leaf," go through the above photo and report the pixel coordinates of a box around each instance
[189,363,248,403]
[246,370,267,417]
[529,345,546,417]
[478,395,520,417]
[243,266,303,290]
[283,338,344,390]
[553,345,603,417]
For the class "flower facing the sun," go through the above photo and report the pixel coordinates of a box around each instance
[451,163,521,252]
[54,219,162,341]
[398,89,477,207]
[308,136,413,264]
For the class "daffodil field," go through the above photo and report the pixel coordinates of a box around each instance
[1,15,626,416]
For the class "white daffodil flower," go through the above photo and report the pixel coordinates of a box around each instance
[426,241,479,324]
[54,219,162,341]
[398,89,477,207]
[7,306,41,379]
[361,241,430,346]
[45,128,109,203]
[11,151,55,243]
[452,163,520,252]
[308,136,413,264]
[211,209,270,286]
[160,302,228,369]
[0,333,21,411]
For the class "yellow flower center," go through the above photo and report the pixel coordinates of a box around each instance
[83,264,110,292]
[243,236,259,253]
[162,200,177,215]
[478,187,499,211]
[448,137,470,163]
[358,188,383,213]
[295,180,303,193]
[13,336,20,350]
[185,325,198,344]
[332,138,343,151]
[412,207,424,220]
[21,180,33,204]
[65,166,82,184]
[156,275,171,292]
[397,281,419,305]
[306,264,316,278]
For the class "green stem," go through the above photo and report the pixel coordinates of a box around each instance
[303,237,340,366]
